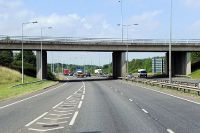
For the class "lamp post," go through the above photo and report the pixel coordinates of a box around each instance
[118,24,139,77]
[21,21,37,84]
[169,0,173,83]
[40,26,52,80]
[118,0,124,43]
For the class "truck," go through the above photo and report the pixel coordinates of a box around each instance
[63,69,70,75]
[95,69,103,76]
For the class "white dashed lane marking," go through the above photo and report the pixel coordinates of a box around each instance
[167,129,175,133]
[78,101,83,109]
[129,99,133,102]
[142,109,148,114]
[69,111,79,126]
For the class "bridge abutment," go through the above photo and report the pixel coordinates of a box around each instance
[112,51,126,78]
[36,51,47,79]
[166,52,191,76]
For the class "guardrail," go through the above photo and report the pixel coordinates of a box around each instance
[1,35,200,44]
[121,77,200,96]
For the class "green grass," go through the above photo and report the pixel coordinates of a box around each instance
[0,66,56,101]
[189,69,200,79]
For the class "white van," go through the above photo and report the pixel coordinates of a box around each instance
[138,69,147,78]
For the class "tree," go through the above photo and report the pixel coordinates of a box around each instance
[191,52,200,64]
[14,51,36,66]
[0,50,13,67]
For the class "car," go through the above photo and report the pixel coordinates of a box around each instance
[138,69,147,78]
[85,72,91,77]
[68,72,74,76]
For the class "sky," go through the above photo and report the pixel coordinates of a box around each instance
[1,0,200,65]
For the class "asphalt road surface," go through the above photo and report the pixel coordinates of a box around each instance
[1,79,200,133]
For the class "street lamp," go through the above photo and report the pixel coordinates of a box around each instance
[118,24,139,77]
[40,26,52,80]
[21,21,38,84]
[118,0,124,43]
[169,0,173,83]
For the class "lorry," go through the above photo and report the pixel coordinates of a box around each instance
[63,69,70,75]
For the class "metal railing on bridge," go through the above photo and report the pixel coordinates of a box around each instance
[1,35,200,44]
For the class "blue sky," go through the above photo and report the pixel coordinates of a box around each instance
[0,0,200,65]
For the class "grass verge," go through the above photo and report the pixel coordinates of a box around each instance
[0,80,57,101]
[0,66,57,101]
[189,69,200,79]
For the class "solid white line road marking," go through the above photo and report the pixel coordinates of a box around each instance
[142,109,148,114]
[167,129,175,133]
[28,127,64,132]
[78,101,83,109]
[69,111,79,126]
[52,101,64,109]
[43,117,70,120]
[37,121,68,125]
[66,95,72,100]
[0,83,68,110]
[134,84,200,105]
[81,95,85,100]
[129,99,133,102]
[25,112,48,127]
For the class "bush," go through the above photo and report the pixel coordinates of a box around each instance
[11,61,36,77]
[47,71,56,80]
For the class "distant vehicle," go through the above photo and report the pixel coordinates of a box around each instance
[68,72,74,76]
[85,72,91,77]
[63,69,70,75]
[95,69,102,76]
[138,69,147,78]
[77,72,85,78]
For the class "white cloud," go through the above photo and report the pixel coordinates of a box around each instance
[126,10,162,38]
[183,0,200,8]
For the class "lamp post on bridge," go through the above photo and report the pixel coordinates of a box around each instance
[21,21,38,84]
[40,26,53,80]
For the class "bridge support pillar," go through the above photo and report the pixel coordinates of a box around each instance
[36,51,47,79]
[166,52,191,76]
[112,51,126,79]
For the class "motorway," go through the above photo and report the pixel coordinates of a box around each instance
[1,78,200,133]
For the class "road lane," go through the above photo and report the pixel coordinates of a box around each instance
[71,81,164,133]
[0,82,83,133]
[1,79,200,133]
[104,80,200,133]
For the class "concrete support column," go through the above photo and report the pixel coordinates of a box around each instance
[36,51,47,79]
[166,52,191,76]
[112,51,126,79]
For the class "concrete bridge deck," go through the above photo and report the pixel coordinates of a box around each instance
[0,36,200,51]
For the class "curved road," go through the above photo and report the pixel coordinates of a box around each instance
[0,79,200,133]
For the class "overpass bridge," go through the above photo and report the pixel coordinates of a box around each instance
[0,36,199,79]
